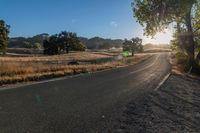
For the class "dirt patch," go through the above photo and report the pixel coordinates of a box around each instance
[114,74,200,132]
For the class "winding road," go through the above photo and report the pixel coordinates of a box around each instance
[0,53,171,133]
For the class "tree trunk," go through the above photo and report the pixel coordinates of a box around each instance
[184,8,199,73]
[176,22,185,51]
[131,49,134,56]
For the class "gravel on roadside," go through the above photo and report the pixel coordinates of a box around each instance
[114,74,200,133]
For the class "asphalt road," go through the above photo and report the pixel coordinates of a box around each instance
[0,53,171,133]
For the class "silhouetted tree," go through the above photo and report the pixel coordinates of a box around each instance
[0,20,10,55]
[43,35,60,55]
[43,31,86,55]
[58,31,87,53]
[123,37,143,56]
[123,39,133,54]
[132,38,143,53]
[132,0,200,72]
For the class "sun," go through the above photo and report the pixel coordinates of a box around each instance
[143,29,173,45]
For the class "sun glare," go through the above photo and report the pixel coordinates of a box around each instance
[143,29,173,45]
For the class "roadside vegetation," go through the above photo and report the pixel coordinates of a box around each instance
[0,52,150,86]
[132,0,200,74]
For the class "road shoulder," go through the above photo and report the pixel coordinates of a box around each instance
[113,72,200,132]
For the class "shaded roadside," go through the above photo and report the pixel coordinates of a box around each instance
[114,74,200,132]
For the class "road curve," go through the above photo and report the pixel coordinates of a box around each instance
[0,53,171,133]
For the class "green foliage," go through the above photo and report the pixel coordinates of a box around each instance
[194,2,200,34]
[132,0,196,36]
[0,20,10,55]
[43,31,86,55]
[123,37,143,56]
[43,35,60,55]
[194,1,200,54]
[33,43,42,49]
[123,39,132,52]
[73,42,86,51]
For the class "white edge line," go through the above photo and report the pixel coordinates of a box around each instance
[154,73,171,91]
[130,55,159,75]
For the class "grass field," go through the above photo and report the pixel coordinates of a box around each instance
[0,51,151,86]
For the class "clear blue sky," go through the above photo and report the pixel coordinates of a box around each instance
[1,0,172,44]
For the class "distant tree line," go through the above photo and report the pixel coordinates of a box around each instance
[9,33,49,49]
[9,36,124,50]
[43,31,86,55]
[123,37,143,56]
[0,20,9,55]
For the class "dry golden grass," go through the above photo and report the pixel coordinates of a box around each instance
[0,52,112,62]
[0,53,151,86]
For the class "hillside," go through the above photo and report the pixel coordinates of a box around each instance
[79,37,123,49]
[8,34,124,50]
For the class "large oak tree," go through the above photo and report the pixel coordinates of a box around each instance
[132,0,200,72]
[43,31,86,55]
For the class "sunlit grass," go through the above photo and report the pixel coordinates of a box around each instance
[0,53,151,86]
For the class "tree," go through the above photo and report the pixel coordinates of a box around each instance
[43,31,86,55]
[33,43,41,49]
[71,42,86,51]
[132,0,200,72]
[23,41,33,48]
[123,39,133,55]
[43,35,60,55]
[123,37,143,56]
[194,2,200,64]
[133,38,143,53]
[0,20,10,55]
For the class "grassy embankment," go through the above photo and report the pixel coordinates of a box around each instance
[0,52,151,86]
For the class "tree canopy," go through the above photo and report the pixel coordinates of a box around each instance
[132,0,200,72]
[123,37,143,56]
[43,31,86,55]
[132,0,196,36]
